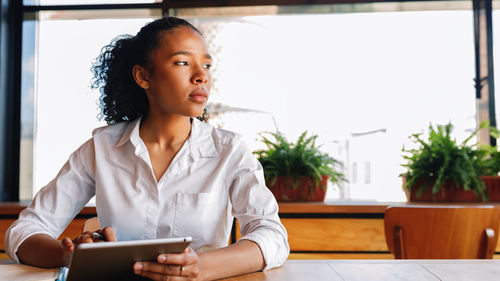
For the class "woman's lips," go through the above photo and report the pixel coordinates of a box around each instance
[189,92,208,103]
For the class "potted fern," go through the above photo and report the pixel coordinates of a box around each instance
[254,131,346,201]
[401,122,500,202]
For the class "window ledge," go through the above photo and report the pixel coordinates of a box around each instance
[3,200,500,216]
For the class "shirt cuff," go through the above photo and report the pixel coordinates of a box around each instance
[5,221,54,263]
[239,230,289,271]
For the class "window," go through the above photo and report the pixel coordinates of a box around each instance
[20,10,161,200]
[19,1,487,202]
[174,3,476,201]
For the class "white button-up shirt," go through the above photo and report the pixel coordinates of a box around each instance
[5,118,289,270]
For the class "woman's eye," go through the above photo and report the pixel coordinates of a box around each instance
[203,63,212,70]
[175,61,189,66]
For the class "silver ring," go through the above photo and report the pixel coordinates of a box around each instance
[180,265,183,276]
[91,232,103,240]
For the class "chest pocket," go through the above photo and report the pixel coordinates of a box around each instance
[173,192,221,249]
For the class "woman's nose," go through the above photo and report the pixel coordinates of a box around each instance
[191,67,209,85]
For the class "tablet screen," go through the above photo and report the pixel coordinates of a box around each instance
[66,237,192,281]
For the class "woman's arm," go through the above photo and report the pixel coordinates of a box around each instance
[198,240,264,280]
[16,227,117,268]
[134,240,264,281]
[16,234,66,268]
[4,139,96,263]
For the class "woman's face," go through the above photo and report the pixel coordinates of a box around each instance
[144,26,211,118]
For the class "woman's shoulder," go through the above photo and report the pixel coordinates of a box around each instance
[92,121,128,135]
[192,120,257,160]
[91,120,133,145]
[195,119,242,146]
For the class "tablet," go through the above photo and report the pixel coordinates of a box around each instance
[66,236,192,281]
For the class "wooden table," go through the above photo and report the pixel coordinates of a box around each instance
[225,259,500,280]
[2,259,500,280]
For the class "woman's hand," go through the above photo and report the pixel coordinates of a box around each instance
[133,246,201,281]
[60,226,117,266]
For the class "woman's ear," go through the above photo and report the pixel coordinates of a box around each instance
[132,65,150,90]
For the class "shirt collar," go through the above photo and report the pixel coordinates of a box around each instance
[188,118,218,159]
[114,117,218,158]
[115,118,140,148]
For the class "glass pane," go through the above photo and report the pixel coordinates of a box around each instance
[29,16,159,197]
[19,19,37,201]
[179,3,476,202]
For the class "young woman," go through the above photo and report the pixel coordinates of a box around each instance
[5,17,289,281]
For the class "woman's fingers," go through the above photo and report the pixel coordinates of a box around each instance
[134,262,184,276]
[134,262,198,280]
[133,247,200,279]
[70,232,95,248]
[61,237,74,252]
[157,247,198,266]
[78,232,96,243]
[61,237,76,267]
[101,227,117,241]
[133,248,201,279]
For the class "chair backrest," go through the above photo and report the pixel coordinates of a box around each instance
[82,217,100,233]
[384,205,500,259]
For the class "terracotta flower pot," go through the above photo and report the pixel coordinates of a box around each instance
[267,175,329,202]
[403,175,500,202]
[483,176,500,201]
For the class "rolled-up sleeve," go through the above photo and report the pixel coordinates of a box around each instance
[229,139,289,271]
[4,139,96,263]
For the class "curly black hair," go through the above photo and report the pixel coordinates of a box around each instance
[91,17,206,124]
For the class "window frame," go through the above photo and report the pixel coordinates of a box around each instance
[0,0,495,201]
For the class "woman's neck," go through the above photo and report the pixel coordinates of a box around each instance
[139,113,192,149]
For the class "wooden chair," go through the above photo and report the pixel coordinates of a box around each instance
[82,217,100,233]
[384,205,500,259]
